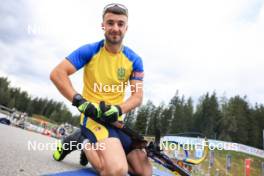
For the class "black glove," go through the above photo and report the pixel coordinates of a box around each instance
[99,101,122,123]
[72,94,101,119]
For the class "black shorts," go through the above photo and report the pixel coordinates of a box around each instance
[81,124,133,154]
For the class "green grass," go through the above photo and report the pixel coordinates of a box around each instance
[32,114,57,124]
[28,115,58,129]
[196,149,263,176]
[149,142,264,175]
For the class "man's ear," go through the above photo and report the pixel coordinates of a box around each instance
[101,23,105,30]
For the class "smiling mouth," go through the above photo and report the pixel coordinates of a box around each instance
[111,33,119,36]
[111,35,120,39]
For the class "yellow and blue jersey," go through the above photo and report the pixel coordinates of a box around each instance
[66,40,144,130]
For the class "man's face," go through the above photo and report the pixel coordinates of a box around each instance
[102,13,128,45]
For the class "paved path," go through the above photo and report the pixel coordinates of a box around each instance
[0,124,174,176]
[0,124,83,176]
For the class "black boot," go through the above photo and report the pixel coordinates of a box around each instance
[53,128,83,161]
[80,150,89,166]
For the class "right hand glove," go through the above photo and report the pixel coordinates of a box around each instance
[99,101,122,123]
[72,94,101,119]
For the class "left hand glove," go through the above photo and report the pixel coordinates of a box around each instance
[72,94,101,119]
[99,101,122,123]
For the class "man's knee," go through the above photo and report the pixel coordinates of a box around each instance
[131,166,152,176]
[128,150,152,176]
[99,162,128,176]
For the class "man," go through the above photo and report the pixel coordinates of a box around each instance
[50,3,152,176]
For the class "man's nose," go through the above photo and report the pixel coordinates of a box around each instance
[112,23,119,31]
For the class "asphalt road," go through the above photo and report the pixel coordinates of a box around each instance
[0,124,84,176]
[0,124,175,176]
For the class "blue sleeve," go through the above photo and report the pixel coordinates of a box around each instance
[130,57,144,81]
[66,41,102,70]
[132,56,144,72]
[123,46,144,81]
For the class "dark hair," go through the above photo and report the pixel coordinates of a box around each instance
[103,3,128,18]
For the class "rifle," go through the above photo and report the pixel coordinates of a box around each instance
[99,101,209,176]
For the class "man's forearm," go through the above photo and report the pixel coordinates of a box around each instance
[120,94,142,114]
[120,80,143,114]
[50,69,76,102]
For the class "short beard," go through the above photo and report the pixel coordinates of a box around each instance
[104,34,124,45]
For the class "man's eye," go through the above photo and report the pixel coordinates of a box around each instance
[107,21,114,26]
[118,23,124,27]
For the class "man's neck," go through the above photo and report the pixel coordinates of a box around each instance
[105,41,123,54]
